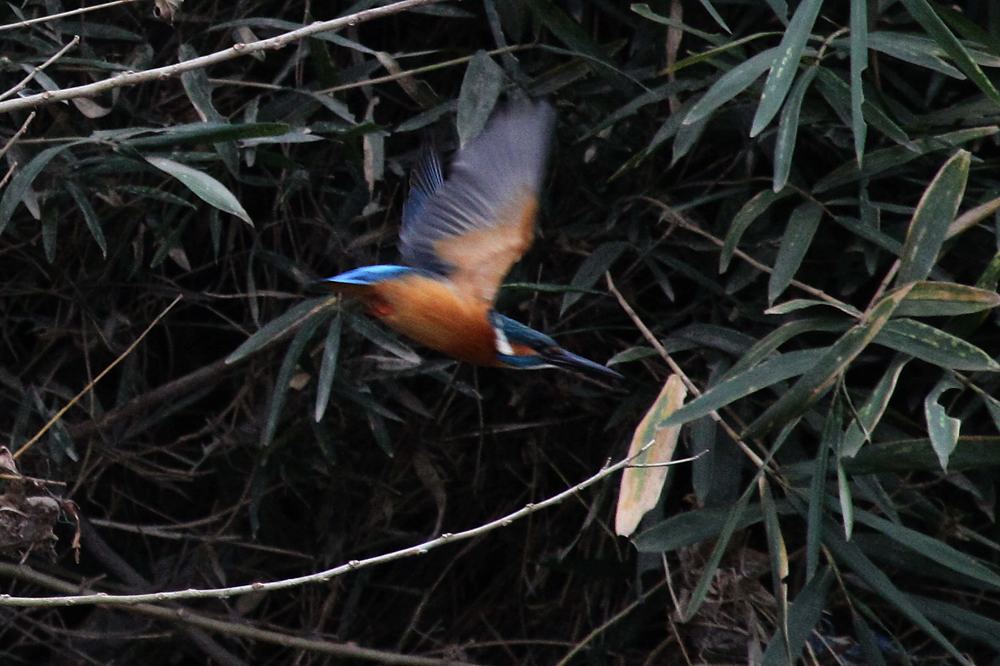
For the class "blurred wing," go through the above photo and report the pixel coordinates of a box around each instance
[399,100,556,304]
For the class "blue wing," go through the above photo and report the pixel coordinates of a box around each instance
[399,100,556,303]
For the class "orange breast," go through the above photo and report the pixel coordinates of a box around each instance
[366,274,497,366]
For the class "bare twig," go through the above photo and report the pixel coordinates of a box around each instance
[0,36,81,103]
[13,294,183,460]
[640,196,850,310]
[0,111,36,161]
[0,0,139,33]
[0,445,698,608]
[0,562,473,666]
[0,0,444,114]
[604,272,767,470]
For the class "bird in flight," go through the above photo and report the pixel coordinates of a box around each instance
[318,100,622,381]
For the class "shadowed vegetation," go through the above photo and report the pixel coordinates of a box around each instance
[3,1,1000,664]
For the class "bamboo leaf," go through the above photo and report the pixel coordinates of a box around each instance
[744,286,913,438]
[660,349,825,429]
[842,356,910,457]
[457,51,504,147]
[560,241,628,314]
[874,318,1000,372]
[261,312,326,447]
[721,188,793,272]
[895,281,1000,317]
[768,201,823,303]
[0,143,80,237]
[850,0,869,164]
[773,66,817,191]
[314,314,342,423]
[924,377,962,470]
[900,0,1000,105]
[226,298,335,364]
[683,48,779,127]
[825,531,970,664]
[760,568,833,665]
[896,150,970,284]
[844,436,1000,473]
[145,156,253,225]
[750,0,823,137]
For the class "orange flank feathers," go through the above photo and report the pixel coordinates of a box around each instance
[364,273,496,366]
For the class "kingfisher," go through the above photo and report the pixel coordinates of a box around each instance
[318,100,622,381]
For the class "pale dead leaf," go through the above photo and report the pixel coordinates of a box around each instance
[615,373,687,537]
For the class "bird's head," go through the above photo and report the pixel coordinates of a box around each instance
[489,313,623,381]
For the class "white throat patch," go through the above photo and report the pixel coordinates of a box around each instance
[493,323,514,356]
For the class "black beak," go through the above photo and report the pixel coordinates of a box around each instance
[542,347,624,381]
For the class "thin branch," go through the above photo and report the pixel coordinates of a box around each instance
[604,272,767,471]
[0,0,445,114]
[0,111,36,161]
[0,563,473,666]
[0,36,81,102]
[316,44,527,95]
[13,294,183,460]
[0,444,694,607]
[0,0,139,33]
[640,196,850,310]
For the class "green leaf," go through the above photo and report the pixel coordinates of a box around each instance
[874,318,1000,371]
[824,530,970,664]
[721,187,793,272]
[660,349,824,429]
[457,51,504,147]
[145,156,253,225]
[850,0,869,164]
[837,455,854,539]
[814,68,911,148]
[815,126,996,192]
[842,355,910,457]
[866,31,964,78]
[913,596,1000,649]
[896,150,970,285]
[683,485,755,621]
[895,281,1000,317]
[683,48,779,127]
[760,568,833,665]
[744,286,913,438]
[261,313,327,447]
[65,181,107,257]
[695,0,731,34]
[924,377,962,470]
[226,298,336,364]
[773,66,817,191]
[856,510,1000,590]
[633,503,765,553]
[900,0,1000,105]
[844,436,1000,473]
[0,142,79,237]
[314,314,342,423]
[750,0,823,137]
[122,122,291,148]
[807,400,840,580]
[768,201,823,303]
[560,241,628,314]
[725,317,848,378]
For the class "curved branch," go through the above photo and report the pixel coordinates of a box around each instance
[0,0,443,114]
[0,446,698,608]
